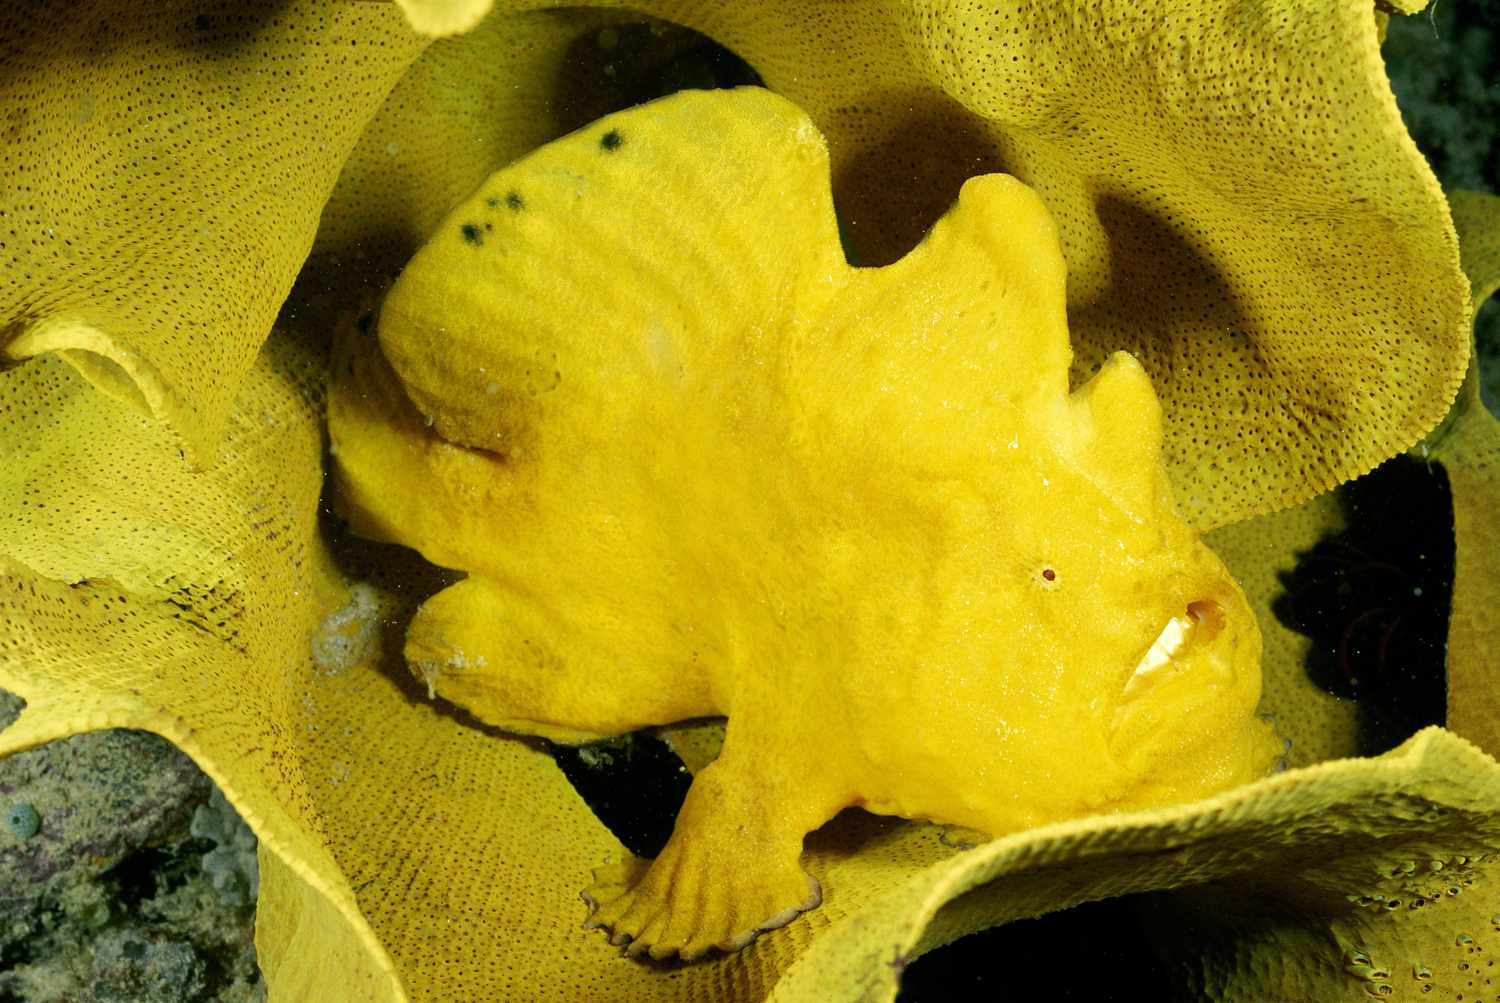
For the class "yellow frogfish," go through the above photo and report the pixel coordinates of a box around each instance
[327,86,1283,961]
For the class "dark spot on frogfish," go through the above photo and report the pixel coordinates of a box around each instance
[460,223,483,246]
[600,129,623,152]
[505,190,524,211]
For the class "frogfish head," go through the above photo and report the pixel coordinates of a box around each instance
[860,350,1283,837]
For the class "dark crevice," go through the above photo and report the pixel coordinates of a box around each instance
[106,846,176,911]
[896,896,1170,1001]
[1273,454,1453,755]
[550,733,692,859]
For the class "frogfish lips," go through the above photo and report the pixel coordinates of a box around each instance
[1107,584,1272,786]
[1119,598,1233,703]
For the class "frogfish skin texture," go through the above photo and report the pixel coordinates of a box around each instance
[326,87,1283,961]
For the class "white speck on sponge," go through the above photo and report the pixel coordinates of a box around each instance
[311,583,380,676]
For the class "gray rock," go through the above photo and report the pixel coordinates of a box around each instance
[0,723,212,927]
[88,926,206,1003]
[0,688,262,1002]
